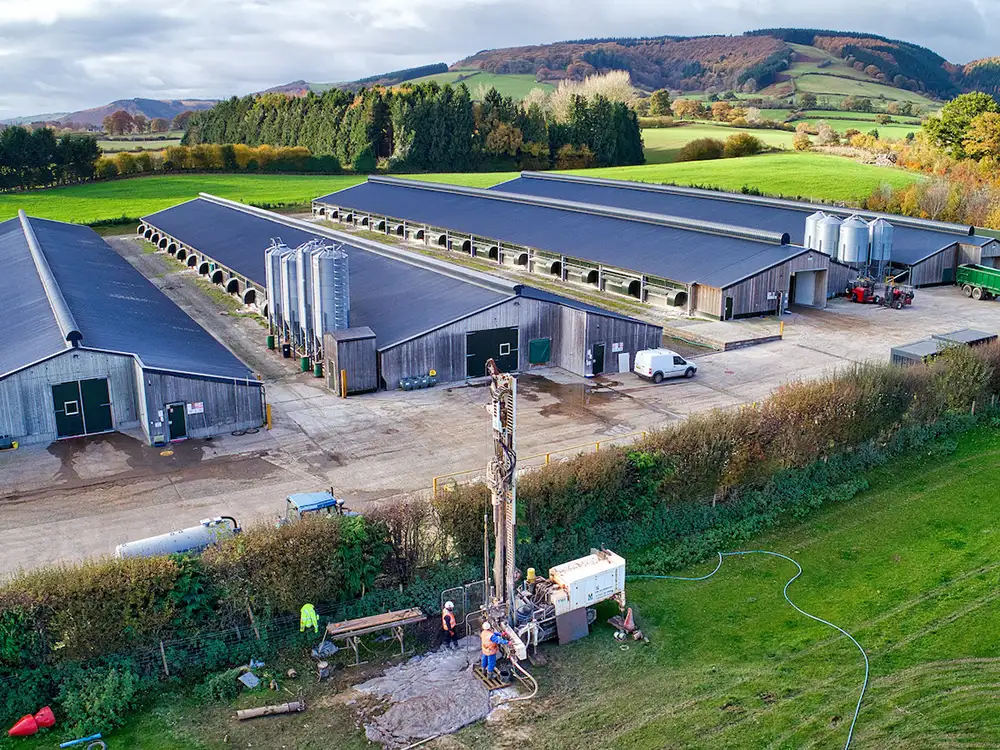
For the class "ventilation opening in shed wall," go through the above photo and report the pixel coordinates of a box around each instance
[243,289,257,305]
[226,279,241,294]
[461,240,472,254]
[436,234,448,247]
[550,261,562,277]
[316,207,326,216]
[414,229,425,241]
[159,238,169,250]
[212,270,225,284]
[395,225,404,237]
[144,229,153,239]
[186,256,198,267]
[586,270,599,286]
[488,246,499,260]
[175,247,185,260]
[515,253,528,266]
[376,220,386,231]
[150,233,160,244]
[361,217,369,227]
[627,280,642,299]
[199,262,211,275]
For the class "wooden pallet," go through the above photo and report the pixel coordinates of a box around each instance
[473,665,516,691]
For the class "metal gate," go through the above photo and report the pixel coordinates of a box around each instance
[441,579,487,639]
[466,327,518,377]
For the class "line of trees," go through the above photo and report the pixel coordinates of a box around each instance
[93,144,339,180]
[0,126,101,191]
[183,80,644,172]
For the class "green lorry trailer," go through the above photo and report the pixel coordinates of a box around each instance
[956,264,1000,301]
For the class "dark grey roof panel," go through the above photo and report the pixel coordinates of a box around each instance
[317,180,805,288]
[0,218,66,377]
[29,218,254,380]
[496,175,991,266]
[143,199,508,349]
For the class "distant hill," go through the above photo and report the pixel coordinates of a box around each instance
[261,63,449,96]
[3,98,217,127]
[452,29,1000,102]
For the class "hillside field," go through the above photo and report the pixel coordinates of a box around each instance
[4,425,998,750]
[0,149,923,225]
[642,124,795,164]
[401,69,553,99]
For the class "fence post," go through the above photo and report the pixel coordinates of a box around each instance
[595,441,601,452]
[545,453,550,465]
[433,476,438,496]
[248,604,261,641]
[159,640,170,677]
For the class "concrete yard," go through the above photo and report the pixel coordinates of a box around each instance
[2,235,998,576]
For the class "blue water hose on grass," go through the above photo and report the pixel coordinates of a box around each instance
[629,550,869,750]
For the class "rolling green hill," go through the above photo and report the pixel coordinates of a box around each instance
[399,69,554,99]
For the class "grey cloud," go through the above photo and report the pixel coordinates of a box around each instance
[2,0,1000,119]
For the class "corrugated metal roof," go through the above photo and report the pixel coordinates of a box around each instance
[142,199,510,349]
[0,217,255,381]
[0,218,66,376]
[496,174,991,266]
[315,180,808,288]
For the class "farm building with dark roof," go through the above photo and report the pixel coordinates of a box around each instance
[311,176,848,320]
[140,196,662,385]
[0,212,264,447]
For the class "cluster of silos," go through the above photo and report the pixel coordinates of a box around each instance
[265,238,350,361]
[804,211,893,274]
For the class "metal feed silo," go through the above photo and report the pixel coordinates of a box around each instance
[804,211,827,251]
[815,215,842,256]
[838,215,870,265]
[280,251,300,347]
[311,242,350,350]
[868,218,893,269]
[265,240,290,331]
[295,240,318,355]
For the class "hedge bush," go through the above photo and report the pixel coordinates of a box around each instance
[677,137,726,161]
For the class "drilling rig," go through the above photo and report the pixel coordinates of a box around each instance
[476,359,627,682]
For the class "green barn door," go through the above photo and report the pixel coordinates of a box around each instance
[80,378,113,434]
[466,327,519,377]
[51,381,85,438]
[166,403,188,441]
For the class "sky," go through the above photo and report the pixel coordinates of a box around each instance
[0,0,998,120]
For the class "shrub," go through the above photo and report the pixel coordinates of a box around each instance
[723,132,764,158]
[351,148,377,173]
[677,137,725,161]
[196,667,244,702]
[793,132,812,151]
[58,659,147,736]
[554,144,595,169]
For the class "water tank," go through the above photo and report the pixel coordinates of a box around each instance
[114,517,239,559]
[311,242,350,342]
[295,241,317,352]
[838,215,870,265]
[868,218,893,265]
[815,215,842,256]
[280,252,300,345]
[804,211,827,250]
[265,240,290,330]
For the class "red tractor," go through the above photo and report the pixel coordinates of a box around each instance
[846,277,914,309]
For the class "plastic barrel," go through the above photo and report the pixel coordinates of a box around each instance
[300,356,310,373]
[266,334,275,350]
[281,343,291,359]
[313,362,323,378]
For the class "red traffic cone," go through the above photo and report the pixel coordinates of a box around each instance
[7,713,38,737]
[34,706,55,728]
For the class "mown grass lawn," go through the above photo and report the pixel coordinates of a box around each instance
[5,426,997,749]
[641,124,796,164]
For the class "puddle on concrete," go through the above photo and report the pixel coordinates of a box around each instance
[45,432,210,486]
[518,375,623,420]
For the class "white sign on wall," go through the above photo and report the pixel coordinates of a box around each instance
[611,342,624,353]
[186,402,205,415]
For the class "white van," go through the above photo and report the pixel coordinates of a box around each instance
[634,349,697,383]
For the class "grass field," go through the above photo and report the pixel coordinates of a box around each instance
[642,124,796,164]
[798,118,921,140]
[0,148,922,224]
[6,425,998,749]
[794,73,940,108]
[569,151,922,202]
[401,69,553,99]
[97,131,185,153]
[801,110,922,125]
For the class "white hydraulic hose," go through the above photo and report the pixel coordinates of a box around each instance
[506,660,539,703]
[629,550,869,750]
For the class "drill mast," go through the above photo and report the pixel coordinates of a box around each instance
[486,358,517,626]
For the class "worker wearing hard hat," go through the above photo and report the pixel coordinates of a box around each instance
[480,621,509,677]
[441,601,459,650]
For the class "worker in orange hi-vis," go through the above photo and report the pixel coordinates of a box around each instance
[441,601,459,650]
[480,621,509,677]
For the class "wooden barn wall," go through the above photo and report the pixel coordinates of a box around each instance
[957,242,984,267]
[723,251,830,317]
[324,333,379,394]
[379,298,565,389]
[827,260,855,298]
[583,314,663,376]
[140,371,264,441]
[692,285,723,318]
[0,349,140,446]
[908,245,957,287]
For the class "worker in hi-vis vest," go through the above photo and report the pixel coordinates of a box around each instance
[300,603,319,633]
[480,621,509,676]
[441,601,459,649]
